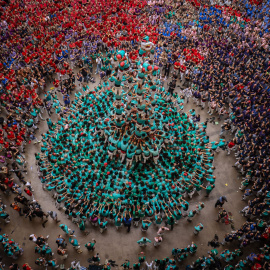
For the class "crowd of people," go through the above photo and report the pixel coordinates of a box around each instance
[0,0,270,268]
[0,233,23,260]
[186,244,270,269]
[37,48,218,236]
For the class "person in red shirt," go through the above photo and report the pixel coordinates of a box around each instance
[7,131,16,141]
[227,139,236,155]
[24,187,33,198]
[22,263,33,270]
[174,61,181,72]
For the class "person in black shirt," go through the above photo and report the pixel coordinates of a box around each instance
[168,80,176,95]
[164,63,171,77]
[81,67,88,83]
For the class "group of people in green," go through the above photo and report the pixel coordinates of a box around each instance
[36,47,222,236]
[186,247,247,270]
[172,242,198,262]
[122,247,195,270]
[0,234,23,260]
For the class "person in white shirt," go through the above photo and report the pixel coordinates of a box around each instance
[157,226,170,236]
[154,236,163,247]
[29,234,37,243]
[183,87,192,103]
[145,261,154,269]
[71,260,81,270]
[96,57,102,74]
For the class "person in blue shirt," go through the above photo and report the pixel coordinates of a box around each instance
[123,214,132,232]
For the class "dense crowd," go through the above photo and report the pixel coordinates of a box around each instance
[0,0,270,269]
[37,58,217,236]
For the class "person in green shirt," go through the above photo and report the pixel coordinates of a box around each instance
[69,235,82,253]
[194,223,204,235]
[189,242,197,254]
[138,252,145,263]
[85,239,96,251]
[141,219,152,232]
[205,184,215,197]
[187,210,196,222]
[154,211,162,226]
[137,237,151,247]
[59,224,74,235]
[165,215,175,231]
[224,264,233,270]
[235,259,247,270]
[133,262,140,270]
[98,218,108,233]
[47,259,58,268]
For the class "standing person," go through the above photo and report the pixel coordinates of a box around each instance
[29,133,41,144]
[137,237,151,247]
[85,239,96,251]
[205,184,215,197]
[190,242,198,254]
[47,259,58,269]
[63,94,70,108]
[138,252,145,263]
[56,235,67,248]
[168,80,176,95]
[123,214,132,233]
[29,234,37,243]
[22,263,32,270]
[121,260,130,269]
[183,87,192,103]
[33,208,48,228]
[47,211,61,223]
[96,56,102,74]
[196,202,205,215]
[59,224,74,235]
[141,219,152,232]
[216,208,228,223]
[91,253,101,264]
[164,62,171,79]
[98,218,108,233]
[35,257,47,267]
[145,261,153,269]
[99,70,106,83]
[78,219,89,235]
[57,247,68,260]
[10,202,23,216]
[165,214,175,230]
[187,210,197,222]
[153,236,163,247]
[157,226,170,237]
[226,140,236,155]
[207,234,220,248]
[69,235,82,254]
[70,259,82,270]
[215,196,228,208]
[81,67,89,83]
[194,223,204,235]
[76,72,83,87]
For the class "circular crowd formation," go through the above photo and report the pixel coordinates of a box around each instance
[0,0,270,269]
[38,50,216,229]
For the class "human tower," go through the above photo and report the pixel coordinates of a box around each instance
[38,37,216,228]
